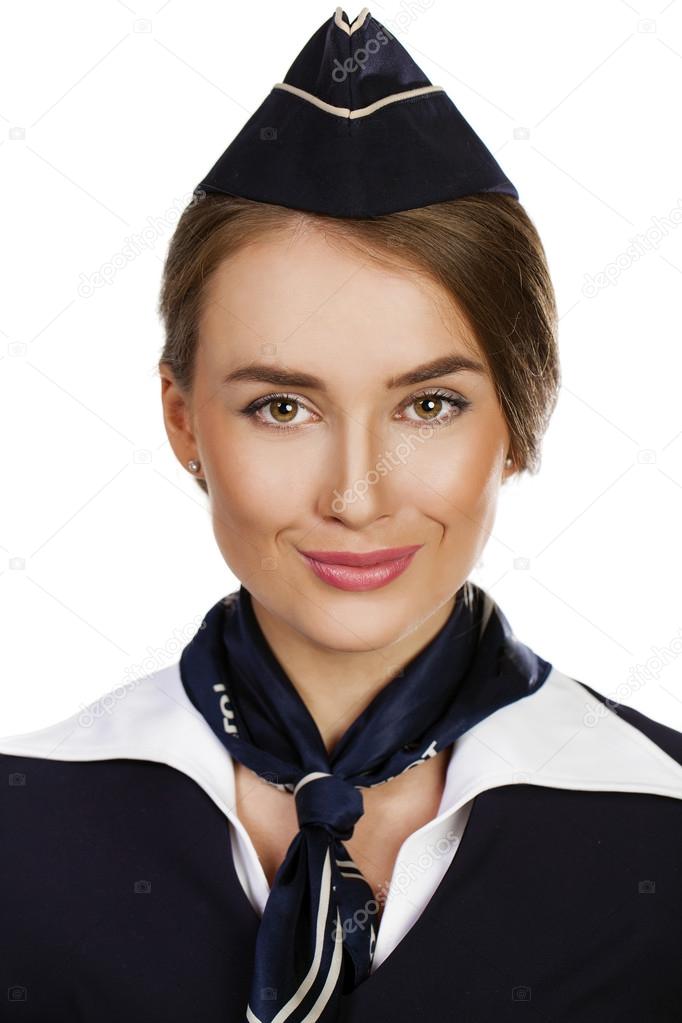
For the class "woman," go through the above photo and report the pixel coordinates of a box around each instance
[1,8,681,1022]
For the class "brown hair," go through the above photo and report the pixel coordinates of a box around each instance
[158,192,560,497]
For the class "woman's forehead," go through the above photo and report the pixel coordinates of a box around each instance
[199,232,479,359]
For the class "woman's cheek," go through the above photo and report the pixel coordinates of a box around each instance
[404,428,494,512]
[208,439,309,535]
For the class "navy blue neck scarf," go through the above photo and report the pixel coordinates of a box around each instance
[179,579,552,1023]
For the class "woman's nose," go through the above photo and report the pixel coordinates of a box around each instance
[314,415,395,524]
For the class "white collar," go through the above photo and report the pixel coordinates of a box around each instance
[2,661,681,816]
[3,661,681,972]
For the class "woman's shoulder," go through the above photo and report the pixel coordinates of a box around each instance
[0,660,239,814]
[0,663,244,896]
[447,664,682,807]
[0,666,258,1018]
[576,676,682,767]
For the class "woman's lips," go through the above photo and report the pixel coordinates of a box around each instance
[297,545,423,592]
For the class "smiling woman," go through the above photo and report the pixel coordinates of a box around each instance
[156,193,557,659]
[2,6,682,1023]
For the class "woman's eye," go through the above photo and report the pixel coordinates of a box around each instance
[399,390,471,425]
[240,389,470,431]
[241,393,317,430]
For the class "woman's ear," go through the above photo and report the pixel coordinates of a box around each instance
[158,362,201,473]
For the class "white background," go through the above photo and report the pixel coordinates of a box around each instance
[1,0,681,734]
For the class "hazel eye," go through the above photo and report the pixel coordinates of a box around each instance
[241,393,318,430]
[264,397,298,425]
[399,389,471,425]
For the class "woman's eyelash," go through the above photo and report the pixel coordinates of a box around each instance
[239,389,471,430]
[401,389,471,421]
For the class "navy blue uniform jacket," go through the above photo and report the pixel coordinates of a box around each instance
[1,660,681,1021]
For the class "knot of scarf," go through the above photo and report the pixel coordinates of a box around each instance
[179,579,552,1023]
[294,772,364,840]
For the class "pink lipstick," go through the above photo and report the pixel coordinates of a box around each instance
[297,544,422,592]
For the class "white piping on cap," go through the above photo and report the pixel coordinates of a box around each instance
[334,7,371,35]
[271,82,444,120]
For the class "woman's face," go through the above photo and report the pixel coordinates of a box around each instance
[161,224,514,653]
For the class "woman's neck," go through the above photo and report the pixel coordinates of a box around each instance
[249,593,457,756]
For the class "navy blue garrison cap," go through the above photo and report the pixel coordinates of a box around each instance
[194,6,518,218]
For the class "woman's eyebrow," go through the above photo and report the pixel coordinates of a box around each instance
[388,355,487,388]
[222,354,486,391]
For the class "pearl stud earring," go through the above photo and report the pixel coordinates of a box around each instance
[187,458,201,473]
